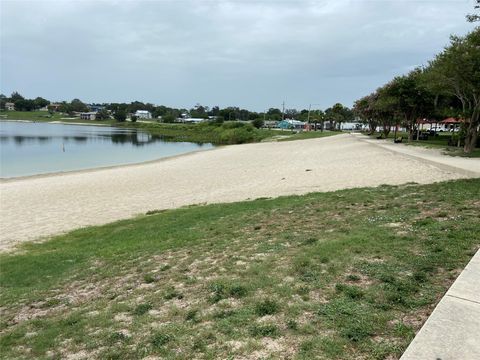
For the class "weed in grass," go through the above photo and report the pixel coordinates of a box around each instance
[107,331,129,345]
[164,286,183,300]
[335,283,365,300]
[254,299,279,317]
[160,264,171,271]
[133,303,152,316]
[151,332,174,348]
[286,319,298,330]
[185,309,199,322]
[249,324,279,338]
[143,274,156,283]
[302,237,318,246]
[209,282,248,303]
[346,274,361,282]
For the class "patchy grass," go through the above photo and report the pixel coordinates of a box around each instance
[276,130,340,142]
[1,179,479,359]
[368,131,480,158]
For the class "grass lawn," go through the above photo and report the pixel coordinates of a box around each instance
[1,179,479,359]
[368,132,480,158]
[276,130,341,142]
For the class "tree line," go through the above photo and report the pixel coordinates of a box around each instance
[0,92,354,129]
[353,26,479,153]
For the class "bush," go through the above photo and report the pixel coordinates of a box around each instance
[114,110,126,122]
[131,115,138,123]
[252,118,265,129]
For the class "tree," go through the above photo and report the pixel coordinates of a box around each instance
[95,109,110,120]
[354,95,378,135]
[466,0,479,22]
[114,109,127,122]
[325,103,352,130]
[34,97,49,109]
[372,86,399,138]
[251,118,264,129]
[423,28,480,153]
[0,94,6,110]
[69,99,89,112]
[386,70,435,141]
[10,91,24,102]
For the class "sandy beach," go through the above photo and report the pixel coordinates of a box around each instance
[1,133,479,252]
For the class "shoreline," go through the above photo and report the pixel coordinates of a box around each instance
[0,146,220,183]
[1,134,477,252]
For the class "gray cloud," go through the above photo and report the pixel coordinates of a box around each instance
[0,0,475,110]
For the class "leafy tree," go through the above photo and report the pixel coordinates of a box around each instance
[14,99,36,111]
[34,97,49,109]
[114,109,127,122]
[325,103,353,130]
[95,109,110,120]
[69,99,89,112]
[466,0,479,22]
[10,91,24,102]
[386,69,435,141]
[423,28,480,153]
[354,95,378,135]
[251,118,264,129]
[285,108,299,119]
[162,114,176,123]
[0,94,8,110]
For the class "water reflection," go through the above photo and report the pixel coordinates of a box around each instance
[0,121,213,178]
[1,130,173,147]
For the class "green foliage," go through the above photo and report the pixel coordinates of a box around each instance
[114,109,127,122]
[249,324,279,337]
[133,303,152,315]
[254,299,279,316]
[251,118,264,129]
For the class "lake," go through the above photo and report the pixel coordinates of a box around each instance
[0,121,213,178]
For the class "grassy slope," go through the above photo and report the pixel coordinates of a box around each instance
[1,179,479,359]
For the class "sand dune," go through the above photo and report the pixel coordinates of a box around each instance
[1,133,478,251]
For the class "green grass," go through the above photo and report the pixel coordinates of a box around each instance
[1,179,479,359]
[277,130,340,141]
[369,131,480,157]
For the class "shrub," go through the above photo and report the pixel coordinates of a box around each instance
[252,118,265,129]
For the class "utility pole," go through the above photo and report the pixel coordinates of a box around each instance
[282,100,285,120]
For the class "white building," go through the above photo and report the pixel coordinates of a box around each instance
[135,110,152,119]
[5,102,15,111]
[80,112,96,120]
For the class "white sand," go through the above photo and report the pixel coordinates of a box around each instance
[1,133,478,251]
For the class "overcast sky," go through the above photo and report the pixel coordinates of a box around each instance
[0,0,476,111]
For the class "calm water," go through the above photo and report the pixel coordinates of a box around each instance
[0,121,213,178]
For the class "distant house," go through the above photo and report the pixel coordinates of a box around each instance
[264,120,279,129]
[48,103,61,112]
[5,102,15,111]
[80,112,96,120]
[89,104,105,113]
[135,110,152,119]
[183,117,207,124]
[340,122,362,131]
[277,119,306,130]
